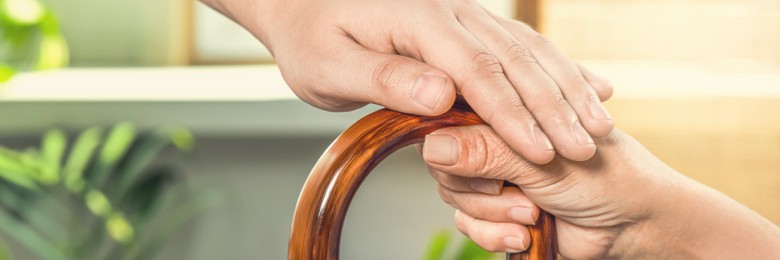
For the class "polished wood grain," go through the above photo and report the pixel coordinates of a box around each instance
[289,101,557,259]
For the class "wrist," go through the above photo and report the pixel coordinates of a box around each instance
[609,169,780,258]
[603,165,693,258]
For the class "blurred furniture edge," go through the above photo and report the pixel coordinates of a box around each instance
[0,65,377,138]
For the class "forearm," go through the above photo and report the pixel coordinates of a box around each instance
[667,177,780,258]
[619,171,780,258]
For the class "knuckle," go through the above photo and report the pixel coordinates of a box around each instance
[372,58,403,92]
[461,128,492,176]
[505,43,537,65]
[552,90,568,105]
[462,126,515,180]
[489,146,522,180]
[508,95,531,115]
[470,52,505,79]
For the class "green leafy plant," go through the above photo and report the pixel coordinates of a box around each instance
[0,0,68,83]
[0,123,220,260]
[424,230,498,260]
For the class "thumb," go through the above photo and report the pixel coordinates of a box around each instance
[422,125,545,183]
[318,47,457,116]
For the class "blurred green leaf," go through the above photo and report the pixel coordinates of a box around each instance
[0,187,30,219]
[168,127,194,152]
[0,238,11,260]
[1,0,44,25]
[423,230,497,260]
[0,0,68,84]
[63,127,102,193]
[120,168,175,220]
[425,230,450,260]
[0,190,68,243]
[0,64,14,83]
[127,186,222,260]
[85,189,111,217]
[17,149,49,184]
[0,153,39,190]
[0,209,65,260]
[0,123,203,260]
[100,123,136,166]
[35,13,67,70]
[40,128,66,184]
[113,128,192,201]
[0,147,21,160]
[94,122,135,186]
[455,239,496,260]
[105,212,133,245]
[42,129,66,165]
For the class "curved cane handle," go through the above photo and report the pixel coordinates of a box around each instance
[289,102,557,259]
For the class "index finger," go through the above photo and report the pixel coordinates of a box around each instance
[415,23,556,164]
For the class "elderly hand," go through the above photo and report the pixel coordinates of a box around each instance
[422,126,780,258]
[201,0,614,163]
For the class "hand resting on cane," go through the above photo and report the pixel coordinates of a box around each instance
[422,126,780,258]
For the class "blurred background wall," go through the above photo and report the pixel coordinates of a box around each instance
[38,0,191,66]
[1,0,779,259]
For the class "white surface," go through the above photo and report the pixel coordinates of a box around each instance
[2,61,780,101]
[0,65,296,101]
[585,61,780,99]
[478,0,516,18]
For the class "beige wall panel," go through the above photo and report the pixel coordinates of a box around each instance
[605,97,780,225]
[543,0,780,63]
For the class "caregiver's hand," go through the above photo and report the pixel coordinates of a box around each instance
[200,0,614,163]
[422,127,780,258]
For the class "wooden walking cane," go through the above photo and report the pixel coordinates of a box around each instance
[289,100,557,259]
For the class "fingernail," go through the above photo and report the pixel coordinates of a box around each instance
[532,124,554,151]
[412,74,446,110]
[573,123,594,145]
[588,97,612,120]
[508,207,538,224]
[504,236,527,253]
[470,179,500,195]
[423,134,458,166]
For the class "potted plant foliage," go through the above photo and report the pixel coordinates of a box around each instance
[424,230,498,260]
[0,123,221,259]
[0,0,68,83]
